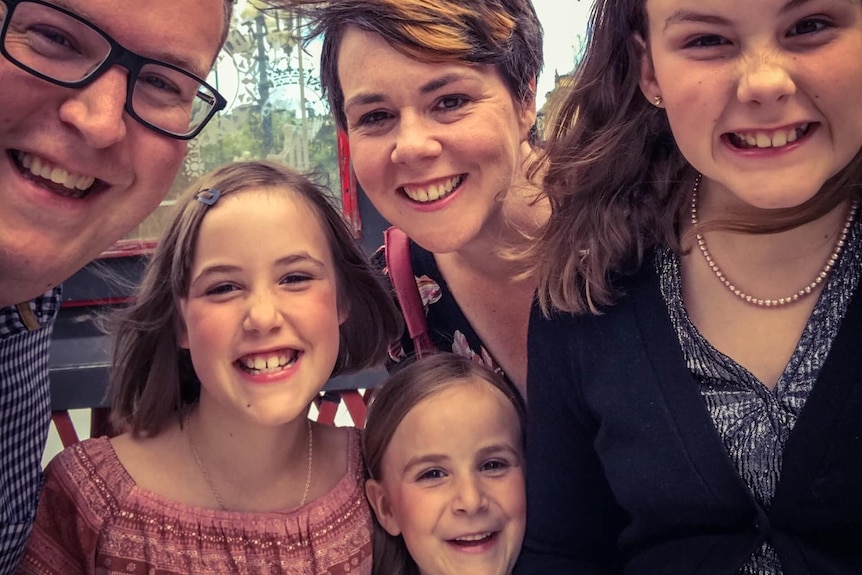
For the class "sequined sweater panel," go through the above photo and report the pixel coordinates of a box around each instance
[17,429,372,575]
[657,218,862,575]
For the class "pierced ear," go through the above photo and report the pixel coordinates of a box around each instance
[634,34,660,106]
[365,479,401,536]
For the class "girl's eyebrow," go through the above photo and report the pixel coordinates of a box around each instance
[477,444,522,461]
[663,10,731,31]
[402,453,448,476]
[664,0,841,31]
[190,253,326,285]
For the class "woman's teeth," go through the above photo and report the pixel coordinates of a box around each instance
[729,124,809,149]
[401,175,464,203]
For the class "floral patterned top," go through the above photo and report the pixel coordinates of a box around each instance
[17,429,372,575]
[372,240,508,383]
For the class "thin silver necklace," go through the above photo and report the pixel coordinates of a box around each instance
[690,174,858,307]
[184,410,313,511]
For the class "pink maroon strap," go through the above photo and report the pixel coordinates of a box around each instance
[384,226,435,358]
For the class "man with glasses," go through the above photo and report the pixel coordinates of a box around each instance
[0,0,232,571]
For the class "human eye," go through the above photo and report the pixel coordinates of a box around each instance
[416,468,448,482]
[434,94,469,113]
[28,24,76,50]
[355,109,393,128]
[280,273,312,287]
[684,34,730,49]
[204,283,239,297]
[787,17,833,37]
[480,458,512,476]
[139,70,183,97]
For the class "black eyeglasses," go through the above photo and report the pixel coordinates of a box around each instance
[0,0,227,139]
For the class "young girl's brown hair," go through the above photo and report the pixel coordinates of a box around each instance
[362,353,527,575]
[108,160,402,436]
[531,0,862,315]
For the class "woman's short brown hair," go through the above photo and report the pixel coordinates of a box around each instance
[108,160,402,436]
[270,0,543,131]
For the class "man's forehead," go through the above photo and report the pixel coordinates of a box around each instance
[48,0,224,76]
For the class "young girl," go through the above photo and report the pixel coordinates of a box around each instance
[18,161,402,574]
[519,0,862,573]
[363,353,527,575]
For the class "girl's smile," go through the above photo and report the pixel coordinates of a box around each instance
[640,0,862,210]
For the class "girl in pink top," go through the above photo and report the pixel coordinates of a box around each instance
[18,160,401,575]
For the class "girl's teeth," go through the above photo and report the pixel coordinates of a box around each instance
[456,532,492,542]
[734,125,807,149]
[242,352,297,373]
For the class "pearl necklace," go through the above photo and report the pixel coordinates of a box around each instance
[185,411,313,511]
[690,175,858,308]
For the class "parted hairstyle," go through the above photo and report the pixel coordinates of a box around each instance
[268,0,543,132]
[530,0,862,315]
[108,160,402,436]
[363,353,527,575]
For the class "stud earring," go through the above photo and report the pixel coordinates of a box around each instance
[653,95,663,106]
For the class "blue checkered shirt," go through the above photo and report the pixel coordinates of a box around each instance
[0,287,61,575]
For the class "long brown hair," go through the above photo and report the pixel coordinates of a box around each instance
[266,0,543,132]
[108,160,402,436]
[531,0,862,315]
[363,353,526,575]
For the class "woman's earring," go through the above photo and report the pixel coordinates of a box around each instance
[653,95,663,107]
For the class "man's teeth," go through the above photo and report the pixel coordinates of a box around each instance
[732,124,807,149]
[402,175,463,203]
[17,151,95,191]
[241,351,298,373]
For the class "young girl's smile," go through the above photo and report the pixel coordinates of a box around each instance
[640,0,862,210]
[366,378,525,575]
[179,188,344,427]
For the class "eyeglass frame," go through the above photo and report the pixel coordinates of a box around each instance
[0,0,227,140]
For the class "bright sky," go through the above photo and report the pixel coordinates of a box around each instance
[532,0,594,107]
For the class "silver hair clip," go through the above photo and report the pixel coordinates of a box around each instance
[194,188,221,206]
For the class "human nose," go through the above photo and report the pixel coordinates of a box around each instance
[452,474,489,515]
[57,66,128,148]
[736,51,796,105]
[242,290,284,333]
[390,112,442,164]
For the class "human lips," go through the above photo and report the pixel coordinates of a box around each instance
[236,348,300,375]
[399,175,465,203]
[12,150,97,198]
[446,531,499,550]
[726,123,813,150]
